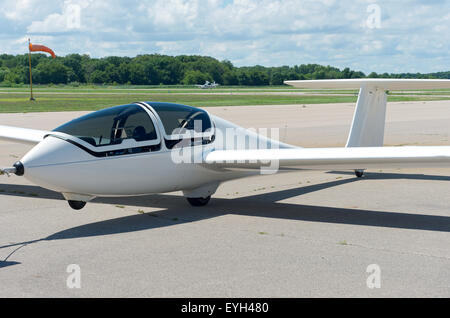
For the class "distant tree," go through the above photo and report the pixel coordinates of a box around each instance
[117,62,131,84]
[0,68,8,82]
[105,64,120,84]
[2,56,18,69]
[128,62,146,85]
[222,70,238,85]
[1,52,448,86]
[63,54,84,82]
[312,70,326,79]
[89,70,109,84]
[342,67,351,79]
[8,66,28,84]
[248,68,270,85]
[4,70,22,84]
[236,69,251,86]
[34,60,71,84]
[182,70,211,85]
[351,71,365,78]
[221,60,234,71]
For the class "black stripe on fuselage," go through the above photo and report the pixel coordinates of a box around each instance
[46,134,161,158]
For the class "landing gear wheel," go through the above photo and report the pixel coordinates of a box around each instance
[68,200,87,210]
[186,196,211,207]
[355,170,365,178]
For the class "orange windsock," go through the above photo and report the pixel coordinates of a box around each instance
[29,43,56,58]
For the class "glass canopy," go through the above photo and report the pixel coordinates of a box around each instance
[53,104,158,147]
[148,102,212,136]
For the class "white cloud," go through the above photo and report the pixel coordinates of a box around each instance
[0,0,449,73]
[26,0,94,33]
[143,0,200,29]
[1,0,36,21]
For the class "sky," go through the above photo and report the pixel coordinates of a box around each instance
[0,0,449,74]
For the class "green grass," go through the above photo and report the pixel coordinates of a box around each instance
[0,93,353,112]
[0,84,297,94]
[389,91,450,96]
[0,88,449,113]
[0,85,367,95]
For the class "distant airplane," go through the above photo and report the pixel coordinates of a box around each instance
[196,81,219,89]
[1,79,450,210]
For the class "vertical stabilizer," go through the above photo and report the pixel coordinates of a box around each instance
[284,79,450,148]
[346,85,388,147]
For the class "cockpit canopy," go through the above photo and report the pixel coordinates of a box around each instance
[53,102,214,150]
[53,104,158,147]
[149,102,212,136]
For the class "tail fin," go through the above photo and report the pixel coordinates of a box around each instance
[346,84,387,147]
[284,79,450,147]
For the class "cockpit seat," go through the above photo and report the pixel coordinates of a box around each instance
[133,126,147,142]
[132,126,157,142]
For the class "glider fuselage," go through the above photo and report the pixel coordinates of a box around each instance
[19,103,286,200]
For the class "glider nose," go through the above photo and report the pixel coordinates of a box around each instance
[20,135,71,169]
[18,135,92,191]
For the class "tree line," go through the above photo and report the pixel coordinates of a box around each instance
[1,53,449,86]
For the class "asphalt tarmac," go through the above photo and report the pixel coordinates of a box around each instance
[0,101,449,297]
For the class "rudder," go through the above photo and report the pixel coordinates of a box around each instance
[346,85,387,147]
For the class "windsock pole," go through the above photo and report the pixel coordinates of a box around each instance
[28,39,35,101]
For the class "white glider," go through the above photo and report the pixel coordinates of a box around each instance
[1,79,450,210]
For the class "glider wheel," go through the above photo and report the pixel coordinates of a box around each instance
[186,196,211,207]
[68,200,87,210]
[355,170,365,178]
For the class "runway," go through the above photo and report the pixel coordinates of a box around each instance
[0,101,449,297]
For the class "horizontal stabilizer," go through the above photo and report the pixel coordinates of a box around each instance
[284,79,450,90]
[285,79,450,149]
